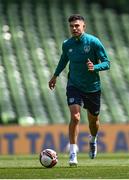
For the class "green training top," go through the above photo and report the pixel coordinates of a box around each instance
[54,33,110,93]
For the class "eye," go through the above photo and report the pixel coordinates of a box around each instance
[75,24,79,28]
[70,24,80,28]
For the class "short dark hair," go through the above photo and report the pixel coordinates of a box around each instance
[68,14,85,22]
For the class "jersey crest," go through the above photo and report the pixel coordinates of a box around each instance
[84,45,90,53]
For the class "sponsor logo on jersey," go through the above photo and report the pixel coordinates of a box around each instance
[69,49,73,52]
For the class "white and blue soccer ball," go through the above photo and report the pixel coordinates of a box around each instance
[40,149,58,168]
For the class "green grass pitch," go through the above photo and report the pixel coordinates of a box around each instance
[0,153,129,179]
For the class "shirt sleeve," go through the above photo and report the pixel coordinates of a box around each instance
[93,38,110,72]
[54,42,69,76]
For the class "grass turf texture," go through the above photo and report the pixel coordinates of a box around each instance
[0,153,129,179]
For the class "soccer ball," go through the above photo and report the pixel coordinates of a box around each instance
[40,149,58,168]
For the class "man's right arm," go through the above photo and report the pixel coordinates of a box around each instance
[54,42,69,77]
[49,75,57,90]
[49,42,69,90]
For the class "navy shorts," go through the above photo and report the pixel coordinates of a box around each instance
[66,86,101,116]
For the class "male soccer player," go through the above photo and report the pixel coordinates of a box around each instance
[49,14,110,166]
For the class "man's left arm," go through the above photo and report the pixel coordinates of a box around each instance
[93,38,110,72]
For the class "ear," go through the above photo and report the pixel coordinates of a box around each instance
[83,23,86,29]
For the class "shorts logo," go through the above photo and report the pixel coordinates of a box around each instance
[84,45,90,53]
[69,98,75,103]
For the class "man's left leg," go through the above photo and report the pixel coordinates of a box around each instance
[87,111,100,159]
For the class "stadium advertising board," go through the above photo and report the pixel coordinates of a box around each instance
[0,124,129,154]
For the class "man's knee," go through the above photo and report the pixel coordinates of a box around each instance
[71,112,80,123]
[88,111,99,122]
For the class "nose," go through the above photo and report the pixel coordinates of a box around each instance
[73,26,76,30]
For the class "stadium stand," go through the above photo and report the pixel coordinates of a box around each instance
[0,0,129,124]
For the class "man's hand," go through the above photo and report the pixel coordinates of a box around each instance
[48,76,57,90]
[87,59,94,72]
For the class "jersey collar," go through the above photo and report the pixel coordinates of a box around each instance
[73,33,86,42]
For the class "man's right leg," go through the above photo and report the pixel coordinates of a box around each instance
[69,104,80,166]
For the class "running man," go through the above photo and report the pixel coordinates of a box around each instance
[49,14,110,166]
